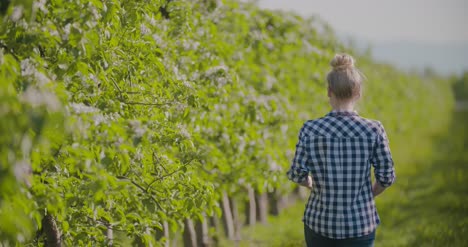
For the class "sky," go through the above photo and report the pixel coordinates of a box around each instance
[257,0,468,75]
[258,0,468,43]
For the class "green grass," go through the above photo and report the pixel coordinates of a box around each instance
[218,202,305,247]
[222,111,468,247]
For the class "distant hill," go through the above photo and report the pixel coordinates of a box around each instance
[347,38,468,76]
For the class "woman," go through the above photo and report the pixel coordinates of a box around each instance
[287,54,396,247]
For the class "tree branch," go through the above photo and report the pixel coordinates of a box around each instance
[116,175,163,210]
[0,42,20,61]
[146,158,195,191]
[123,101,169,107]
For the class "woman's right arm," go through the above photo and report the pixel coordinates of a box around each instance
[286,124,311,187]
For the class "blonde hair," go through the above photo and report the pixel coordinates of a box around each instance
[326,53,363,100]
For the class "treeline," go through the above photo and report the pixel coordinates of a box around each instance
[0,0,453,246]
[452,71,468,100]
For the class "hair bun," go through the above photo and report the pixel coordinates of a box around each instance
[330,53,355,71]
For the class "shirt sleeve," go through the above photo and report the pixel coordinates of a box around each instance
[286,124,310,184]
[371,121,396,187]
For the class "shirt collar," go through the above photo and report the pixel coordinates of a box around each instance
[326,110,359,117]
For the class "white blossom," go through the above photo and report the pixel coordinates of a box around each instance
[58,63,68,70]
[140,24,151,35]
[104,30,111,39]
[152,34,163,44]
[222,133,230,144]
[237,136,246,152]
[14,160,31,187]
[196,28,205,36]
[190,72,200,81]
[233,51,244,61]
[129,120,146,138]
[17,19,29,29]
[21,87,61,111]
[17,233,25,243]
[20,59,35,77]
[33,0,48,14]
[205,65,229,78]
[63,23,71,41]
[89,5,100,20]
[21,59,52,85]
[265,75,277,90]
[114,137,124,147]
[172,66,186,81]
[250,30,263,41]
[203,127,214,135]
[269,160,281,171]
[175,102,187,113]
[146,14,157,26]
[134,150,144,161]
[85,159,92,171]
[265,42,274,50]
[214,104,227,111]
[177,124,191,139]
[85,20,98,29]
[69,102,99,114]
[10,6,23,22]
[159,154,171,164]
[21,136,32,155]
[232,103,240,112]
[182,40,200,51]
[89,73,100,84]
[34,71,50,86]
[216,77,228,87]
[302,39,322,55]
[281,124,289,134]
[92,114,107,126]
[183,80,193,89]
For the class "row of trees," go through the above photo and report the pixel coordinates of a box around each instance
[452,72,468,100]
[0,0,453,245]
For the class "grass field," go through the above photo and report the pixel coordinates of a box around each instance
[223,110,468,247]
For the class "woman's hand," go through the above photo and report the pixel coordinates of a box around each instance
[300,175,313,189]
[372,182,386,197]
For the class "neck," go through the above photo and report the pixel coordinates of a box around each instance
[330,99,355,111]
[333,105,354,111]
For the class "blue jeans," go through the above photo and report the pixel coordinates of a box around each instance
[304,224,375,247]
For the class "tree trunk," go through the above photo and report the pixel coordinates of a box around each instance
[107,225,113,246]
[183,218,198,247]
[42,214,61,247]
[229,197,241,241]
[244,186,256,226]
[156,221,170,247]
[195,213,211,247]
[208,215,221,246]
[294,185,309,200]
[268,190,281,216]
[220,191,235,240]
[255,191,268,224]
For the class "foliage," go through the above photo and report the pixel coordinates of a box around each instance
[452,71,468,100]
[0,0,453,245]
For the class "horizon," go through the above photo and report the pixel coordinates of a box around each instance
[257,0,468,76]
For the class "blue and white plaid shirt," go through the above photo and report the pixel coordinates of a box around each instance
[287,110,396,239]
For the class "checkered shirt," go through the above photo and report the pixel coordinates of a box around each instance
[287,110,396,239]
